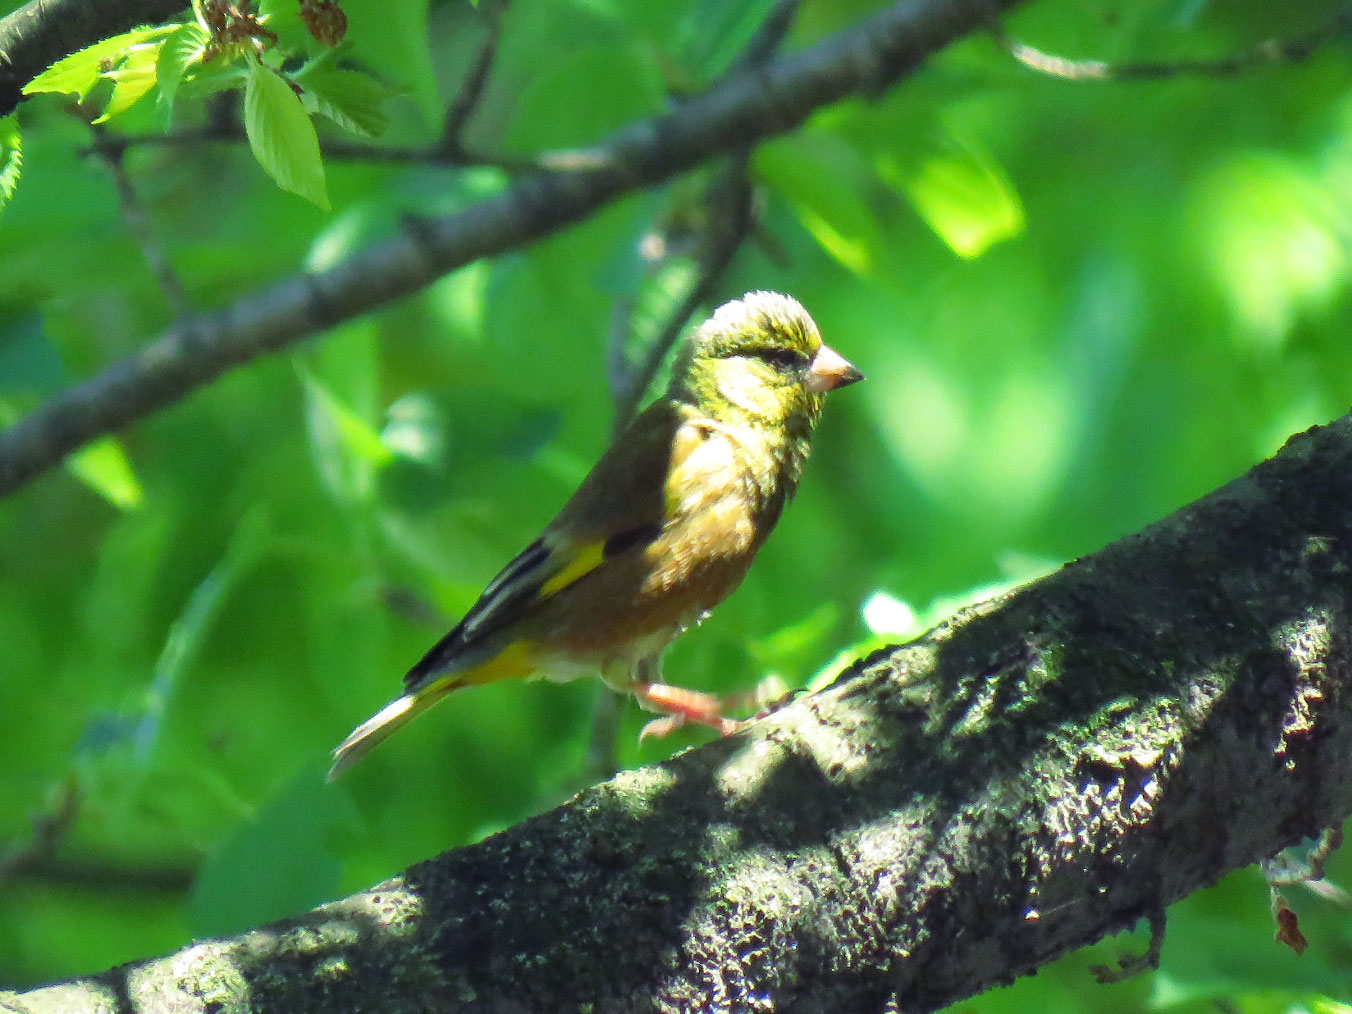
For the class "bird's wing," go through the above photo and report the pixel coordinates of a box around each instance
[403,399,708,691]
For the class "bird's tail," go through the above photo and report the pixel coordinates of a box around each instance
[327,679,459,780]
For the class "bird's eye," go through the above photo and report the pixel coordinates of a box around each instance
[753,348,804,371]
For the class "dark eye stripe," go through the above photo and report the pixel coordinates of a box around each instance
[752,348,806,370]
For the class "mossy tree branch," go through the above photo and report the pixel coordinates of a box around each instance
[10,407,1352,1012]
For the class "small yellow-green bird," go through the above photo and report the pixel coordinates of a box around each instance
[329,291,861,778]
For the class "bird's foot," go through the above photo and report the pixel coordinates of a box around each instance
[635,682,744,742]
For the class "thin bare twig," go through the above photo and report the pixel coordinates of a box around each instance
[1091,906,1166,983]
[723,0,801,78]
[0,0,1026,499]
[441,0,508,146]
[610,160,754,428]
[583,0,796,780]
[1263,826,1346,887]
[587,161,753,780]
[0,777,79,885]
[90,125,193,320]
[95,122,548,173]
[999,6,1352,81]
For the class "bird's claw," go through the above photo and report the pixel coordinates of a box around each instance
[638,713,745,742]
[634,682,746,742]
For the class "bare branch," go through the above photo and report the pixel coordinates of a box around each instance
[0,0,1022,499]
[440,0,508,146]
[610,159,754,428]
[723,0,801,78]
[1000,5,1352,81]
[90,125,193,319]
[0,777,79,886]
[586,0,799,775]
[14,405,1352,1012]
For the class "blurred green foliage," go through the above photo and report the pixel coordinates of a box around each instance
[1,0,1351,1008]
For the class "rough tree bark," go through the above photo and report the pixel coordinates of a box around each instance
[7,405,1351,1012]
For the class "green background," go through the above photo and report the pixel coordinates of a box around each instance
[1,0,1351,1009]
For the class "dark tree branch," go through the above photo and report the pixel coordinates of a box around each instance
[0,0,186,116]
[0,0,1025,500]
[721,0,801,79]
[999,4,1352,81]
[11,404,1352,1013]
[95,120,547,171]
[439,0,507,147]
[0,777,79,886]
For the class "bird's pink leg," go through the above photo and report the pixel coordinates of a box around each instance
[629,655,744,741]
[633,680,743,741]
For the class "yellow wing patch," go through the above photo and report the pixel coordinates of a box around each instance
[457,640,538,686]
[539,541,606,596]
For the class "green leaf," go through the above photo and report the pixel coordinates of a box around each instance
[92,40,164,123]
[65,436,144,511]
[679,0,779,80]
[23,25,177,100]
[294,60,396,138]
[299,363,393,503]
[885,139,1025,260]
[756,133,884,276]
[345,0,438,125]
[1191,152,1345,346]
[187,767,357,937]
[132,510,268,764]
[0,315,63,394]
[0,115,20,216]
[257,0,315,53]
[154,22,212,126]
[243,59,329,209]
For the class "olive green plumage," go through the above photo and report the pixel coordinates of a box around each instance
[330,291,862,778]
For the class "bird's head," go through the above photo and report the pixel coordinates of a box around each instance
[670,291,863,431]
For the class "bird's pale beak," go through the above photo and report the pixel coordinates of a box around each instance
[806,344,864,393]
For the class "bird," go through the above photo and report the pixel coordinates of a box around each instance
[329,291,862,779]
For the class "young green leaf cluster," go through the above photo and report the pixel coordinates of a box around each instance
[6,0,399,213]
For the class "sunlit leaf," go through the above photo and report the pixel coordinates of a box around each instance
[154,21,212,126]
[756,133,884,276]
[0,116,20,216]
[243,59,330,209]
[300,364,392,503]
[294,59,397,137]
[65,437,144,511]
[257,0,314,52]
[1191,152,1345,347]
[885,140,1025,260]
[747,602,840,671]
[23,25,177,100]
[381,392,447,466]
[93,41,164,123]
[505,42,664,151]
